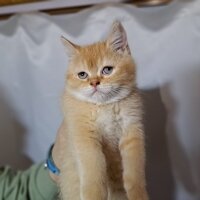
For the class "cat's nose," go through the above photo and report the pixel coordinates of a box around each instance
[90,80,100,87]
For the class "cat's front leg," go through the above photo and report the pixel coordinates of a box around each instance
[72,127,108,200]
[119,123,148,200]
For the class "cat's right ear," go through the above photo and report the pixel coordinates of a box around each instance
[106,21,131,55]
[60,36,79,57]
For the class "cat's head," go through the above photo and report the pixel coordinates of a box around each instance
[61,21,136,104]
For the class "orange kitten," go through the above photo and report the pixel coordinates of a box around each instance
[59,21,148,200]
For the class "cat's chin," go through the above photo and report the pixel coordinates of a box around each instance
[68,88,131,105]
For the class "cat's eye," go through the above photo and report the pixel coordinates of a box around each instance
[102,66,113,75]
[78,71,88,79]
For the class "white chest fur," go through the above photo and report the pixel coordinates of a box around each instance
[96,102,140,144]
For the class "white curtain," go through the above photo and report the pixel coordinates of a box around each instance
[0,0,200,199]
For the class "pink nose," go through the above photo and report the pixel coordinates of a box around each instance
[90,81,100,87]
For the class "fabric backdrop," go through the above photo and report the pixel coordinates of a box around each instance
[0,0,200,199]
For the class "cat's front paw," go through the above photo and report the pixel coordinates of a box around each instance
[127,186,149,200]
[135,191,148,200]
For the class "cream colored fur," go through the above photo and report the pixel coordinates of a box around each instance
[59,21,148,200]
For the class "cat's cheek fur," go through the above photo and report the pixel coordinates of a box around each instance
[67,86,133,105]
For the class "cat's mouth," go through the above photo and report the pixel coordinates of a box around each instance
[91,89,101,97]
[91,90,98,95]
[71,84,131,104]
[90,87,107,96]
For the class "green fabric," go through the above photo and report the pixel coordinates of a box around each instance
[0,163,58,200]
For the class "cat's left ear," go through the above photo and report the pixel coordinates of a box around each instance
[107,21,131,55]
[60,36,80,57]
